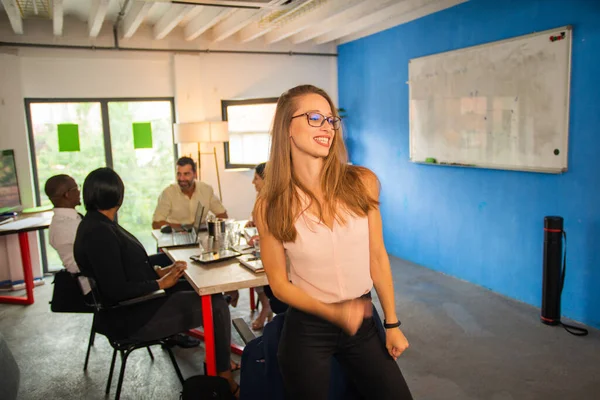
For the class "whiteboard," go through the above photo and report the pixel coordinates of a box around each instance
[409,26,572,173]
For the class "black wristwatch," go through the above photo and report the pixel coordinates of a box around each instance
[383,319,401,329]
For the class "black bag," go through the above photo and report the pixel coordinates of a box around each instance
[49,269,92,313]
[180,375,234,400]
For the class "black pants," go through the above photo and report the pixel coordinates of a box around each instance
[130,281,232,373]
[278,306,413,400]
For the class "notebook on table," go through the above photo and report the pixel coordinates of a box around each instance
[237,254,264,274]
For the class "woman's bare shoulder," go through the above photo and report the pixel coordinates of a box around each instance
[348,165,379,194]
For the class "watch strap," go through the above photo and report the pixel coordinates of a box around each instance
[383,319,401,329]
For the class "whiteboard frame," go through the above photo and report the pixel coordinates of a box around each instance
[408,26,573,174]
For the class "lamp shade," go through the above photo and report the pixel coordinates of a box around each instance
[173,121,229,143]
[173,122,210,143]
[208,121,229,143]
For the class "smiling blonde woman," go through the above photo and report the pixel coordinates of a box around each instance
[254,85,413,400]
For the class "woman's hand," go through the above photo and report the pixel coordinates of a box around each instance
[331,298,373,335]
[245,220,256,228]
[385,328,409,360]
[248,235,260,246]
[157,262,186,289]
[155,260,187,278]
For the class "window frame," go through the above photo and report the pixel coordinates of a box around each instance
[24,96,177,274]
[221,97,279,169]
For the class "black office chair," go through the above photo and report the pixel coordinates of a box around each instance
[83,313,96,371]
[84,276,184,400]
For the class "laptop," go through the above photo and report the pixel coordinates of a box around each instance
[162,202,205,248]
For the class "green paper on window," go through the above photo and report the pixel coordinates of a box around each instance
[132,122,153,149]
[57,123,80,152]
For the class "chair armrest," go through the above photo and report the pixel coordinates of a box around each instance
[118,290,166,307]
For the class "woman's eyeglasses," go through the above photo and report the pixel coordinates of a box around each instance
[291,112,341,130]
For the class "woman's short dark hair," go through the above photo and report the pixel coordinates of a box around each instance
[255,162,266,179]
[82,168,125,211]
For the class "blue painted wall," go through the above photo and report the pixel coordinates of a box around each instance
[338,0,600,328]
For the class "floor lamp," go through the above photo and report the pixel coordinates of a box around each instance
[173,121,229,201]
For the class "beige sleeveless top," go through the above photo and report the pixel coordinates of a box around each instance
[283,202,373,304]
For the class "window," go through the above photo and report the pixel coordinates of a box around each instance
[222,97,278,169]
[26,98,176,272]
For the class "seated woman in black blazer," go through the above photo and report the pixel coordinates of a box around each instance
[73,167,239,397]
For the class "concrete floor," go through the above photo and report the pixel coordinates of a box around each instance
[1,256,599,400]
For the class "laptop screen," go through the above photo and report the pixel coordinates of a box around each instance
[192,201,206,233]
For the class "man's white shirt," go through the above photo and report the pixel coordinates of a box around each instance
[48,208,91,294]
[152,181,227,225]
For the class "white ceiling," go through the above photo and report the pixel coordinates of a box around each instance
[0,0,467,50]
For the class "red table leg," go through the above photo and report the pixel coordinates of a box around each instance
[0,232,35,305]
[249,287,256,311]
[187,328,244,356]
[201,295,217,376]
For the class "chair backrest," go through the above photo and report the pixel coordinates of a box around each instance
[76,265,112,310]
[84,276,110,312]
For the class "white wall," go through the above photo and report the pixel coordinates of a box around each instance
[0,50,42,282]
[1,47,338,220]
[0,51,32,207]
[19,49,174,99]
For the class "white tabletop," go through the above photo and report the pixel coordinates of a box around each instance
[0,211,53,235]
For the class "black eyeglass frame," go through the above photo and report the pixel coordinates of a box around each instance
[291,112,341,130]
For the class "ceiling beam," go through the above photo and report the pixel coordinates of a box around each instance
[210,9,258,42]
[237,0,314,43]
[154,4,195,40]
[210,0,287,42]
[184,7,234,41]
[88,0,110,38]
[53,0,64,36]
[314,0,439,44]
[122,1,154,39]
[0,0,23,34]
[237,18,277,43]
[339,0,467,44]
[290,0,387,44]
[264,0,364,44]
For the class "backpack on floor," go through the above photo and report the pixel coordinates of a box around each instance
[180,375,234,400]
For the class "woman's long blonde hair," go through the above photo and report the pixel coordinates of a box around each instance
[257,85,379,242]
